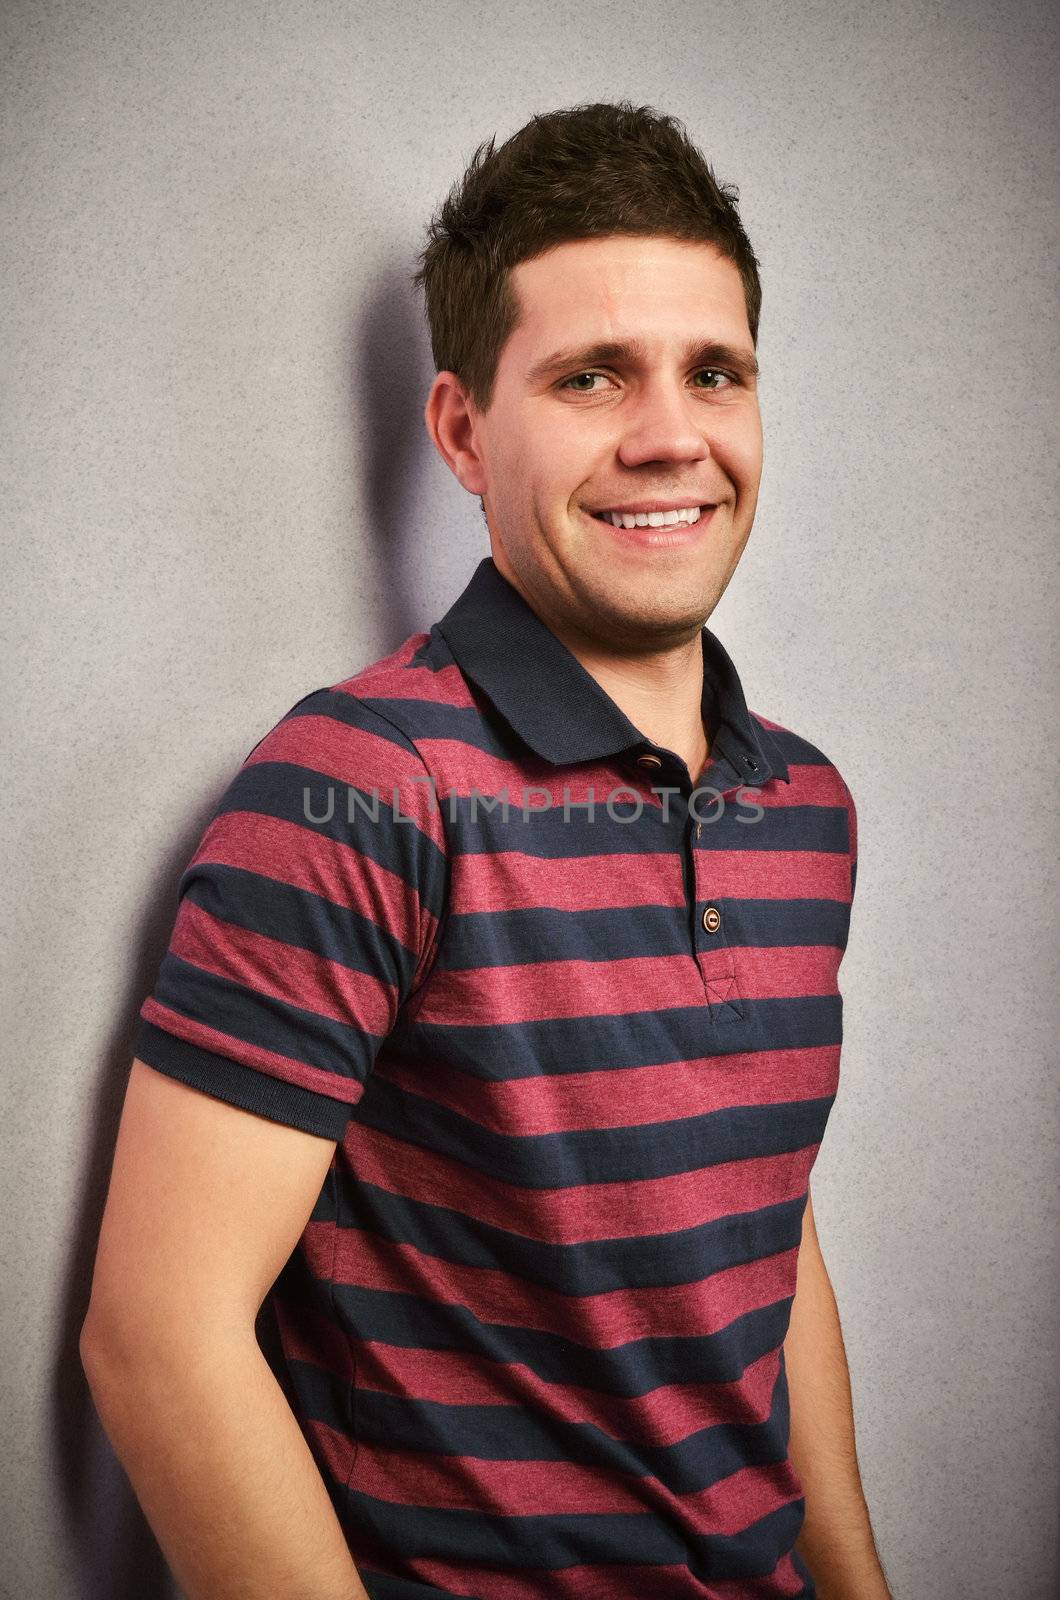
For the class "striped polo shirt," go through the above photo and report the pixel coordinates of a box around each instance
[134,553,858,1600]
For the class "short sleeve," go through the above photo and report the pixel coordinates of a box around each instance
[133,687,449,1138]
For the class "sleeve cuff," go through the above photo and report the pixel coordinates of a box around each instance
[132,1019,354,1140]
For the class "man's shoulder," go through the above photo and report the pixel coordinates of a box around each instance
[204,630,453,870]
[748,708,856,807]
[244,624,466,767]
[329,627,438,707]
[323,622,475,749]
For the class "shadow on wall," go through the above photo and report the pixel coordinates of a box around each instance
[50,261,438,1598]
[353,263,441,653]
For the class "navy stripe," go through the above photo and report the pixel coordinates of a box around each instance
[338,1481,805,1579]
[212,760,447,916]
[388,995,844,1079]
[335,1382,789,1494]
[133,1019,353,1138]
[436,897,852,968]
[334,1188,807,1296]
[353,1078,833,1189]
[327,1290,793,1394]
[442,794,850,858]
[180,861,421,981]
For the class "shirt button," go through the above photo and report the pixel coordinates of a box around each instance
[636,752,663,770]
[702,905,722,933]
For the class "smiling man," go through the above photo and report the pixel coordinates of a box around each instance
[428,230,763,784]
[82,103,890,1600]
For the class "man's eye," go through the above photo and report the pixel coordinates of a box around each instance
[561,372,610,392]
[692,368,733,389]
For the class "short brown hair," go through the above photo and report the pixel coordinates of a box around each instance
[412,100,762,413]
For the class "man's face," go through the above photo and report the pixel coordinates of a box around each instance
[433,234,763,652]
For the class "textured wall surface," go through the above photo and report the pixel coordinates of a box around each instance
[2,1,1057,1596]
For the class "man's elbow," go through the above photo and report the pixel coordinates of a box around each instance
[79,1295,143,1393]
[79,1292,240,1392]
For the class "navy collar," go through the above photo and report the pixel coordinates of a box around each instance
[434,556,790,786]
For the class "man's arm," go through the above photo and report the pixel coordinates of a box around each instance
[785,1188,892,1600]
[80,1058,372,1600]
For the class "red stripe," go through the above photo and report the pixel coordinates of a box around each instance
[377,1044,840,1135]
[334,650,478,709]
[348,1443,803,1525]
[418,954,692,1026]
[323,1225,799,1345]
[451,846,849,918]
[305,1416,355,1488]
[167,895,397,1035]
[333,636,428,684]
[338,1121,818,1243]
[363,662,480,713]
[453,850,686,913]
[275,1304,784,1444]
[722,943,843,999]
[246,711,423,787]
[784,761,852,808]
[354,1343,782,1443]
[189,809,439,954]
[692,849,851,901]
[243,712,447,852]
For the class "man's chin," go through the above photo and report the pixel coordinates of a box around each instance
[567,566,722,647]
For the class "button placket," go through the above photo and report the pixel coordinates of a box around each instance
[633,743,750,1025]
[688,801,744,1024]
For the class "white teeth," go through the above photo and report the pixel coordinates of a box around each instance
[602,507,701,528]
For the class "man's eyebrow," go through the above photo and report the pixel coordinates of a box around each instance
[525,338,761,386]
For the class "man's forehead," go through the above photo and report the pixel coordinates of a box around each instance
[504,239,753,379]
[514,232,735,278]
[507,238,749,345]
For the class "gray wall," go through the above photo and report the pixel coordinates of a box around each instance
[3,2,1057,1596]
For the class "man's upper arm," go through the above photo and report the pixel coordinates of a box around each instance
[131,686,447,1123]
[84,686,447,1352]
[82,1058,337,1354]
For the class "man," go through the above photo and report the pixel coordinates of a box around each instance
[81,101,891,1599]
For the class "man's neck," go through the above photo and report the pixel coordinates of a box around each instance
[490,549,713,781]
[553,623,712,782]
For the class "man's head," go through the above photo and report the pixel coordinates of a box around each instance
[416,101,765,652]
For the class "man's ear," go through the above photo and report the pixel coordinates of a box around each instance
[424,371,488,496]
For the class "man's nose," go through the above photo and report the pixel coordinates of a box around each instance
[616,380,712,468]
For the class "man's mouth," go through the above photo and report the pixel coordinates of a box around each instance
[587,504,713,529]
